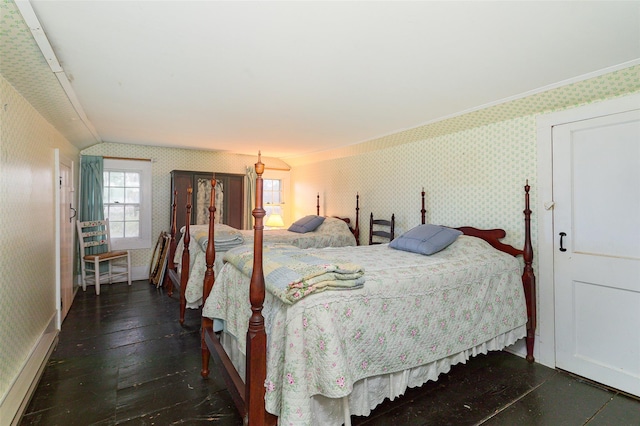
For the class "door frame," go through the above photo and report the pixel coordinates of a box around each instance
[55,150,75,329]
[535,92,640,368]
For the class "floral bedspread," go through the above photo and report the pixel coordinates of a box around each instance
[238,217,357,249]
[182,217,357,307]
[201,236,528,425]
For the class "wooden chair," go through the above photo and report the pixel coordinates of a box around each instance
[369,213,395,245]
[76,219,131,295]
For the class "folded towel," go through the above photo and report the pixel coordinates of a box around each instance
[195,224,244,252]
[223,245,365,304]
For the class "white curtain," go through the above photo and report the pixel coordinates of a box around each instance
[244,166,256,230]
[196,177,224,225]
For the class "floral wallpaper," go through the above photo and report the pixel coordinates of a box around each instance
[0,75,79,410]
[290,65,640,252]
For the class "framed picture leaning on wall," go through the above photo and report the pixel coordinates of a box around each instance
[149,232,170,288]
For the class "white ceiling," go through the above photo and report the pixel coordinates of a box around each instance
[14,1,640,159]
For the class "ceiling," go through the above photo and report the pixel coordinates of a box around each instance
[6,1,640,159]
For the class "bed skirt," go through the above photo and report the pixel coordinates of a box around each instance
[218,324,526,426]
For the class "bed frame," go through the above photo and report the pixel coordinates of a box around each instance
[325,191,360,246]
[164,187,192,324]
[420,187,537,361]
[199,154,536,426]
[163,178,361,324]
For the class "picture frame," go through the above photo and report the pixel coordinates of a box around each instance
[149,231,170,288]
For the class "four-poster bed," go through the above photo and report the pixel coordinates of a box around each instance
[198,154,536,426]
[163,182,361,324]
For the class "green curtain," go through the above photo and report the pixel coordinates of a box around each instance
[79,155,105,258]
[244,166,256,230]
[80,155,104,222]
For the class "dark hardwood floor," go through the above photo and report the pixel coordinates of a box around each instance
[20,281,639,425]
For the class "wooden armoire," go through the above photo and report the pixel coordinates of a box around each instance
[170,170,245,238]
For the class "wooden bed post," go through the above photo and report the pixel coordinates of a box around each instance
[165,189,178,296]
[201,179,216,378]
[179,188,192,325]
[246,152,270,426]
[522,181,536,363]
[449,183,536,362]
[421,187,426,225]
[354,193,360,245]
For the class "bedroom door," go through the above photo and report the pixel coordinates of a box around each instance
[59,156,75,324]
[553,109,640,397]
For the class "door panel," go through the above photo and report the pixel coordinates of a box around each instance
[60,160,74,322]
[553,109,640,397]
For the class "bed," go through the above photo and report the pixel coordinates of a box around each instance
[199,155,536,426]
[164,185,361,324]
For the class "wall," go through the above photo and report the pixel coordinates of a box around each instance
[81,143,289,278]
[288,65,640,359]
[290,65,640,248]
[0,75,79,423]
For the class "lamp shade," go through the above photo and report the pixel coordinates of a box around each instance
[265,213,285,228]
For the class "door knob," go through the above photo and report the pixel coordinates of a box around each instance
[559,232,567,252]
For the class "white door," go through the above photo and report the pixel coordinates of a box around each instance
[553,110,640,397]
[59,157,75,323]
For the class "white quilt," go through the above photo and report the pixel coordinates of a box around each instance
[202,236,528,425]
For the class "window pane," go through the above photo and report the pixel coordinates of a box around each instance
[264,180,273,191]
[125,188,140,203]
[264,193,273,204]
[125,205,139,220]
[110,172,125,187]
[103,159,151,249]
[125,172,140,187]
[103,172,109,186]
[272,193,281,204]
[110,221,125,238]
[109,188,125,203]
[125,221,139,238]
[273,180,280,190]
[103,187,109,202]
[108,205,124,221]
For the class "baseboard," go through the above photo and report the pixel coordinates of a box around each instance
[0,314,58,426]
[131,265,148,281]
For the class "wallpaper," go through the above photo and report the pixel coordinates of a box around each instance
[291,65,640,253]
[81,143,289,274]
[287,65,640,167]
[0,75,79,404]
[0,0,96,146]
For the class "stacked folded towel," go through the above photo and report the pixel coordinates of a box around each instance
[195,224,244,252]
[223,245,365,304]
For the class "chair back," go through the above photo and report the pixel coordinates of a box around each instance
[369,213,395,245]
[77,219,112,256]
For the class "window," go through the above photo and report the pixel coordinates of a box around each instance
[103,159,152,250]
[263,171,290,228]
[264,178,282,208]
[263,178,283,225]
[103,171,140,238]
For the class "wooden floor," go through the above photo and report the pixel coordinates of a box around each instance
[21,281,639,425]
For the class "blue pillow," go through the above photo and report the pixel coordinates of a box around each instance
[288,215,325,233]
[389,224,462,255]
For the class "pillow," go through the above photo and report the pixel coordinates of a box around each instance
[288,215,325,234]
[389,224,462,255]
